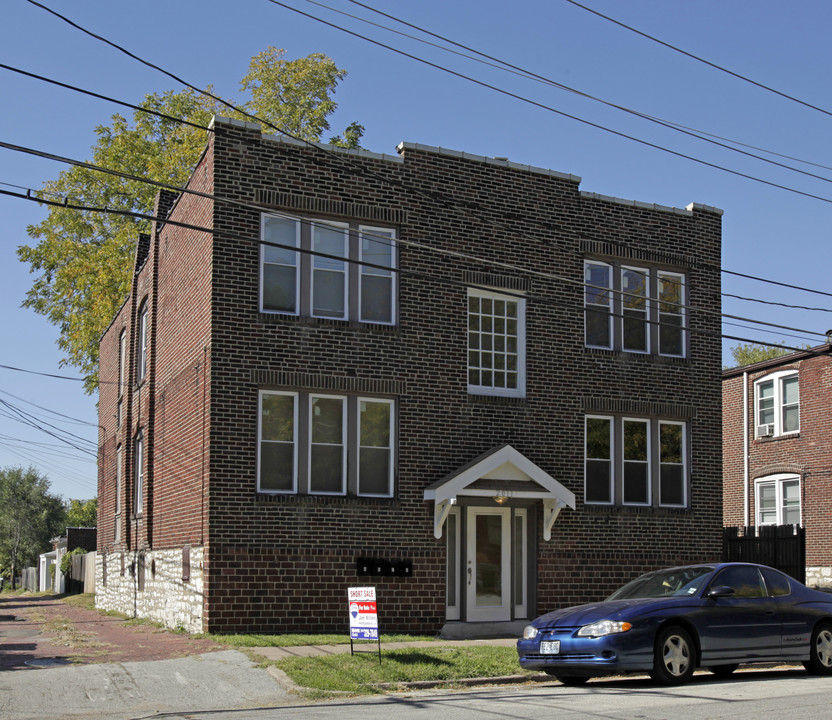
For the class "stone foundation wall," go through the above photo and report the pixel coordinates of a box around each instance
[806,566,832,590]
[95,546,204,633]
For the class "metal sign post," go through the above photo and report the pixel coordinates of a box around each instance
[348,586,381,663]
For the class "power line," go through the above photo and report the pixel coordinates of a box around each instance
[2,182,826,355]
[329,0,832,184]
[262,0,832,206]
[561,0,832,119]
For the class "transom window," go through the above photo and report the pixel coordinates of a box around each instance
[584,260,685,357]
[755,371,799,437]
[755,474,801,526]
[585,415,687,507]
[261,214,396,324]
[258,390,395,497]
[467,289,526,397]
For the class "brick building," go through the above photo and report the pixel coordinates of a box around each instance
[96,116,723,635]
[723,341,832,587]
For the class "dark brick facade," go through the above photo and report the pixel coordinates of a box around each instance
[723,345,832,584]
[98,117,723,634]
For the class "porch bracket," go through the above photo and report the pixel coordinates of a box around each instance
[542,499,567,541]
[433,498,456,539]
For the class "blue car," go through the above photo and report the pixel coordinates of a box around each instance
[517,562,832,685]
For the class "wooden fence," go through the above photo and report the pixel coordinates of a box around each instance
[723,524,805,583]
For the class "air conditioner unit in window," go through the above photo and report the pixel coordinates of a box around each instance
[756,423,774,437]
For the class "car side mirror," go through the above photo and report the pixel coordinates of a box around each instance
[706,585,736,599]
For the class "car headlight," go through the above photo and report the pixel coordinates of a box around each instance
[576,620,632,638]
[522,625,539,639]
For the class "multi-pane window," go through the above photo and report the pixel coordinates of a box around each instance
[755,475,801,526]
[755,371,799,437]
[258,390,394,497]
[467,289,525,397]
[117,330,126,426]
[584,260,686,358]
[585,415,688,508]
[137,303,148,383]
[134,431,144,515]
[260,215,396,325]
[114,444,122,542]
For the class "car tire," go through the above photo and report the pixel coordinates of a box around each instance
[554,675,590,686]
[651,626,695,685]
[803,622,832,675]
[707,664,738,678]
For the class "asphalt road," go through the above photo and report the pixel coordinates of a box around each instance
[64,667,829,720]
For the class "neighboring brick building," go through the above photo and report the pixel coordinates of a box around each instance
[723,340,832,587]
[96,116,723,635]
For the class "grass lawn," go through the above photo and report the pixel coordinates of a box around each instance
[272,645,535,695]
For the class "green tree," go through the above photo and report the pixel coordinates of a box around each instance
[0,467,66,589]
[65,497,98,528]
[728,342,808,368]
[18,48,360,392]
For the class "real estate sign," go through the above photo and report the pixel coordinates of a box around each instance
[348,586,378,640]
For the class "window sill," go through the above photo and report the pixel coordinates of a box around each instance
[584,347,688,364]
[755,433,800,442]
[258,312,398,332]
[584,503,691,515]
[255,492,399,507]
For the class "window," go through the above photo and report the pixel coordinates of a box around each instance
[117,330,126,426]
[258,390,395,497]
[260,215,396,324]
[137,303,148,383]
[584,260,686,358]
[585,415,688,508]
[755,371,799,437]
[755,474,801,526]
[467,289,526,397]
[114,444,122,542]
[134,431,144,515]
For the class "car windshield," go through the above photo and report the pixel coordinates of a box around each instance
[607,566,715,600]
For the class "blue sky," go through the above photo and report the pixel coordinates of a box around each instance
[1,0,830,502]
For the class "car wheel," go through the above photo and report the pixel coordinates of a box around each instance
[651,626,695,685]
[803,622,832,675]
[708,664,738,678]
[554,675,590,686]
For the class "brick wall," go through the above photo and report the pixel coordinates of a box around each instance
[99,117,723,633]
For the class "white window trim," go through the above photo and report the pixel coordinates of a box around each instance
[621,266,650,354]
[357,396,395,498]
[754,370,799,438]
[308,393,347,496]
[584,260,613,350]
[658,420,687,508]
[311,220,349,320]
[260,215,300,315]
[622,417,651,507]
[585,414,614,506]
[755,474,801,526]
[257,390,299,494]
[657,271,686,358]
[358,225,397,325]
[134,431,144,515]
[467,288,526,398]
[137,304,148,384]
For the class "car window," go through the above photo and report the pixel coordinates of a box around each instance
[607,566,714,600]
[760,567,792,597]
[711,566,765,598]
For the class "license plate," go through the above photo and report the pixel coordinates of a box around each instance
[540,640,560,654]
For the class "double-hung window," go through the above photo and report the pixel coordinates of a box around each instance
[755,474,801,525]
[584,416,687,507]
[261,215,396,324]
[258,390,395,497]
[584,260,686,358]
[755,371,799,437]
[134,431,144,515]
[467,289,526,397]
[137,303,149,383]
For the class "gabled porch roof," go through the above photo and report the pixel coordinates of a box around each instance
[424,444,575,541]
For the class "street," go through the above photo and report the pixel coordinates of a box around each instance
[149,670,831,720]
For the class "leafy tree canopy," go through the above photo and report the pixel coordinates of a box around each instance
[0,466,66,589]
[18,48,363,393]
[65,497,97,528]
[728,342,810,368]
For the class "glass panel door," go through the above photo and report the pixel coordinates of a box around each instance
[466,507,511,622]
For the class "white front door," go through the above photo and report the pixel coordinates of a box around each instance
[466,507,511,622]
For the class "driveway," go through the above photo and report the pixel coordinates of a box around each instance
[0,593,292,719]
